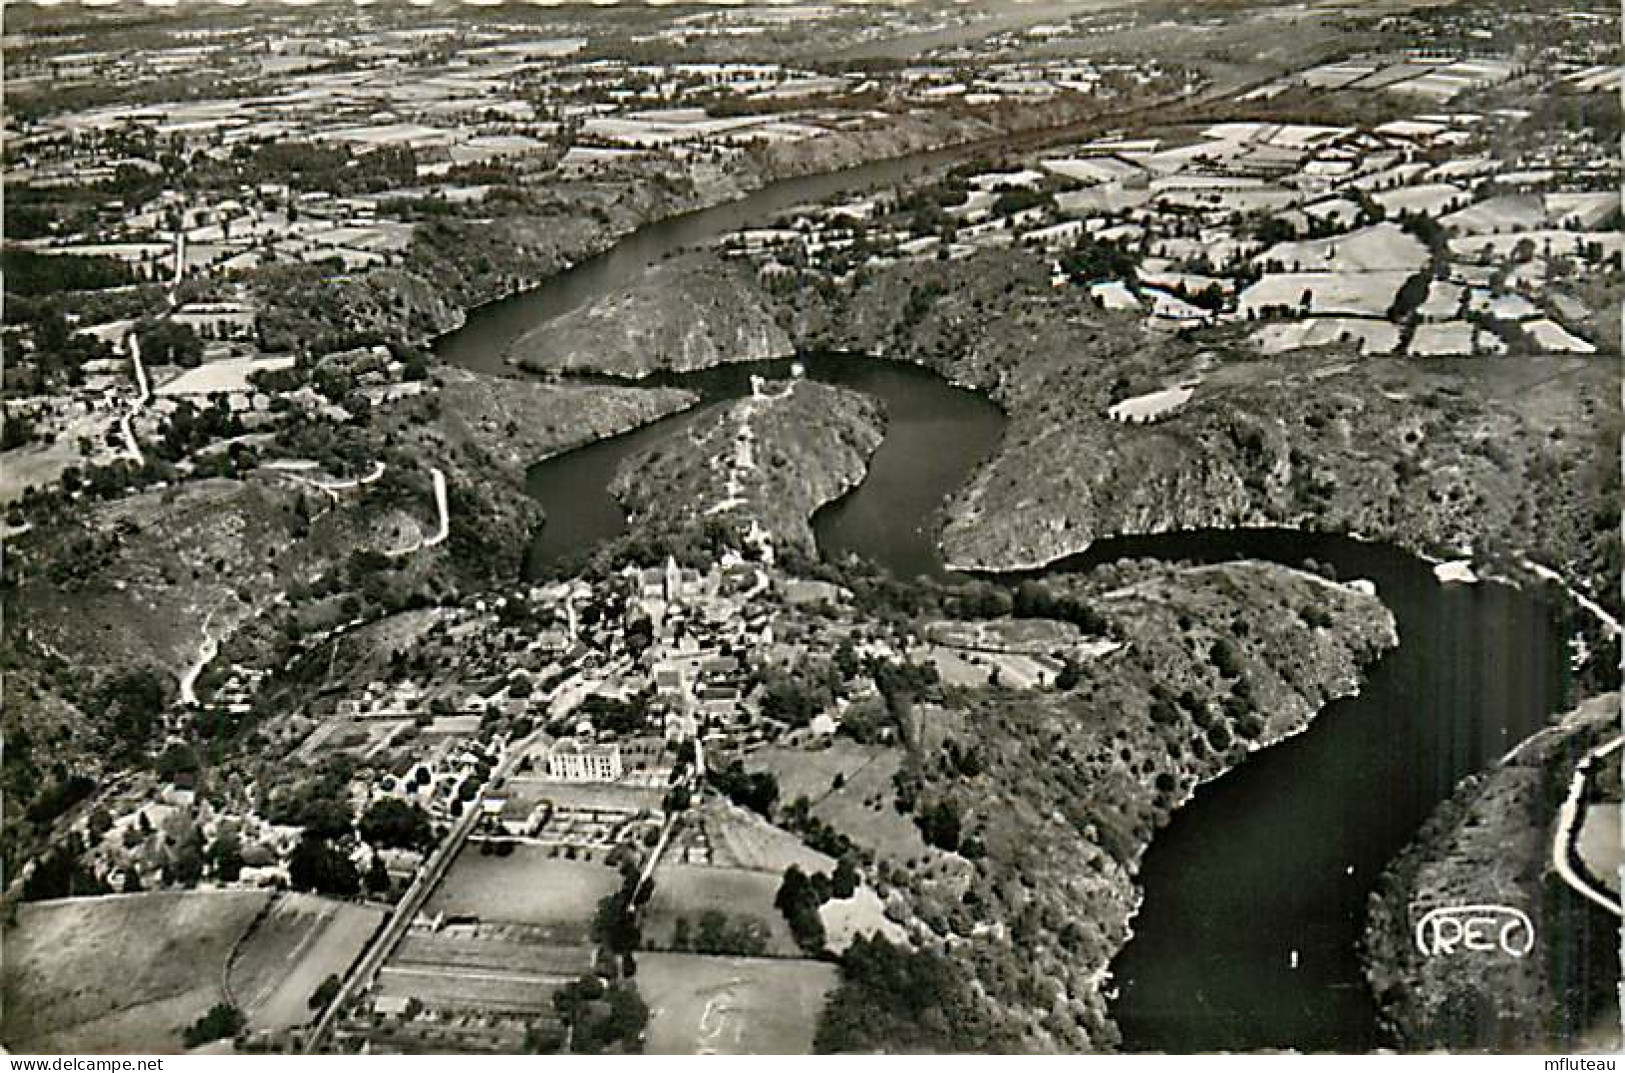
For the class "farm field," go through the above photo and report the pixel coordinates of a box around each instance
[1238,270,1411,318]
[1252,317,1401,355]
[2,890,271,1053]
[920,642,996,688]
[638,952,837,1055]
[643,864,800,956]
[155,356,296,396]
[749,744,931,863]
[229,893,384,1034]
[1409,322,1489,357]
[424,845,618,932]
[697,801,836,874]
[374,926,594,1017]
[1254,222,1427,273]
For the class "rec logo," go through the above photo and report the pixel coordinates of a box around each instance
[1413,904,1535,958]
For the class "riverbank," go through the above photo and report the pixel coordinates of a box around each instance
[803,559,1397,1051]
[608,379,886,557]
[510,253,792,377]
[489,243,1619,639]
[1361,693,1622,1052]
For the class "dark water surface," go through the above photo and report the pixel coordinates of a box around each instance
[432,165,1588,1052]
[517,354,1004,579]
[433,151,964,379]
[1051,530,1571,1052]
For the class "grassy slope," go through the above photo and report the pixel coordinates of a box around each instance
[2,890,271,1053]
[610,380,885,554]
[798,559,1395,1052]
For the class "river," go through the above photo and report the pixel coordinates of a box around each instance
[517,354,1004,580]
[431,160,1595,1052]
[434,152,966,380]
[1053,530,1570,1052]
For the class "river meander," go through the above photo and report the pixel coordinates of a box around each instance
[432,163,1588,1052]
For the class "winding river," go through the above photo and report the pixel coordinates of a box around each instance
[432,164,1600,1051]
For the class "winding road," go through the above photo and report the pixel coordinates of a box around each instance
[1551,734,1624,916]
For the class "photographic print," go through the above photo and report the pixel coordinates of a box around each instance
[0,0,1619,1058]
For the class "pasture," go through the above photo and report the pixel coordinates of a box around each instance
[697,801,836,874]
[638,953,836,1055]
[2,891,270,1053]
[228,893,384,1034]
[425,846,619,933]
[749,744,931,863]
[643,864,800,956]
[156,356,296,396]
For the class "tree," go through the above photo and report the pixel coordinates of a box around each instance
[99,669,168,753]
[1388,271,1431,322]
[831,857,859,900]
[1059,235,1140,285]
[775,866,828,953]
[1054,658,1082,691]
[365,853,390,894]
[295,797,354,840]
[814,935,1001,1053]
[916,798,963,853]
[358,798,432,851]
[308,974,342,1013]
[137,320,204,367]
[22,836,108,901]
[288,835,360,896]
[709,763,778,816]
[553,976,648,1054]
[182,1003,244,1048]
[209,832,244,882]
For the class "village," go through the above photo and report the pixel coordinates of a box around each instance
[29,511,1109,1053]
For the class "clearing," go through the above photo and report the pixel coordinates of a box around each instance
[2,890,270,1053]
[637,952,837,1055]
[227,893,384,1034]
[424,846,620,932]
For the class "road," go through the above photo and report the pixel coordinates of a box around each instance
[118,333,150,464]
[178,609,220,706]
[1520,558,1622,639]
[384,467,449,557]
[302,728,542,1053]
[274,460,387,500]
[1551,733,1624,916]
